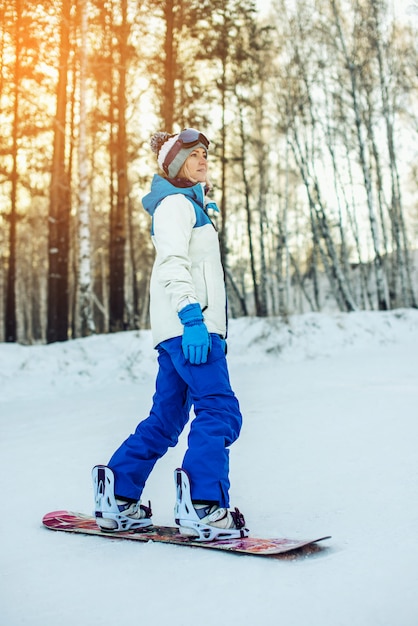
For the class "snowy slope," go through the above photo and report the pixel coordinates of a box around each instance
[1,310,418,626]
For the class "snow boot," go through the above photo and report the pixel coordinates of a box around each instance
[174,468,249,542]
[92,465,152,532]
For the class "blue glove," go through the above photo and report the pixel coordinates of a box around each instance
[178,303,211,365]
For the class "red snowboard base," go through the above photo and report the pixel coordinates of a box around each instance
[42,510,330,558]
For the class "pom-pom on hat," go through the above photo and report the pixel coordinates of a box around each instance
[150,129,209,178]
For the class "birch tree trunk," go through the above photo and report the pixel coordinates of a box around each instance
[276,155,289,318]
[5,0,21,342]
[254,71,269,317]
[76,0,95,337]
[342,136,373,309]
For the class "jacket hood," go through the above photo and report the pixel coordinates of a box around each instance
[142,174,205,217]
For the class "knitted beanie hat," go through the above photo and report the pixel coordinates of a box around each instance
[150,129,209,178]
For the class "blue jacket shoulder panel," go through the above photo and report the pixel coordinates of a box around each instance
[142,175,212,234]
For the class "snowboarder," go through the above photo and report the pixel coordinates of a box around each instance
[93,128,248,541]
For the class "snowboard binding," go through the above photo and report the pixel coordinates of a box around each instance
[174,468,249,542]
[92,465,152,532]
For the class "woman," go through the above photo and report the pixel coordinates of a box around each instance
[93,128,248,541]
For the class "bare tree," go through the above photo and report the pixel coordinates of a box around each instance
[47,0,72,343]
[368,0,417,308]
[329,0,389,310]
[108,0,129,332]
[161,0,176,131]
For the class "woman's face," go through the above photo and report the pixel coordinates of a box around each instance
[183,147,208,182]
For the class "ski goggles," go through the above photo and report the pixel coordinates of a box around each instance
[163,128,210,174]
[175,128,210,149]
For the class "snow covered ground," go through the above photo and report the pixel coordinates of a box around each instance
[1,309,418,626]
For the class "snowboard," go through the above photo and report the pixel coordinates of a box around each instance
[42,510,331,558]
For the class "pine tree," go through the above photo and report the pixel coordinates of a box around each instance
[47,0,73,342]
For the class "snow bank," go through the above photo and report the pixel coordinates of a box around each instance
[228,308,418,362]
[1,310,417,400]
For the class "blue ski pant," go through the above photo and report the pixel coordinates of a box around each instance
[108,334,242,507]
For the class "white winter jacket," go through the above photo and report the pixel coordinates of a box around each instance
[142,175,227,347]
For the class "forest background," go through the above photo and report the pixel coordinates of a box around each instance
[1,0,417,344]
